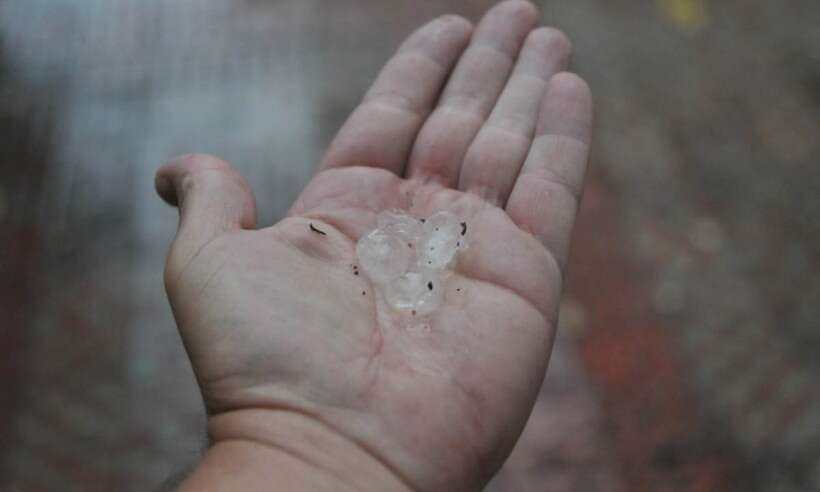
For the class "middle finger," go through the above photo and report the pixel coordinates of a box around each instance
[405,0,540,186]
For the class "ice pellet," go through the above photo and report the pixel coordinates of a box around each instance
[384,270,443,316]
[418,211,464,269]
[356,209,468,316]
[377,210,425,242]
[356,228,412,284]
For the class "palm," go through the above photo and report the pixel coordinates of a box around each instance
[158,2,591,490]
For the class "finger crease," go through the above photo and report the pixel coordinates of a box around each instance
[394,48,454,74]
[469,41,519,65]
[363,95,429,118]
[520,168,581,203]
[438,102,492,124]
[483,117,536,139]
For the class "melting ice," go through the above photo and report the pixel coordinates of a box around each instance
[356,210,468,315]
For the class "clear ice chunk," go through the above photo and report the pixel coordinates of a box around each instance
[417,211,463,269]
[356,228,412,284]
[356,209,468,317]
[377,210,425,243]
[384,270,443,316]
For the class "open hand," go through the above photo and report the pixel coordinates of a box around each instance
[156,1,591,490]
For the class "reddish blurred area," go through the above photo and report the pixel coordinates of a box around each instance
[1,1,818,490]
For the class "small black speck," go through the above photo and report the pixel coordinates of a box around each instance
[460,222,467,236]
[408,243,413,248]
[430,247,434,251]
[354,271,359,276]
[435,227,439,231]
[428,261,432,265]
[419,218,426,223]
[412,310,417,316]
[309,223,327,235]
[427,281,433,291]
[456,288,461,292]
[456,241,461,247]
[362,291,366,296]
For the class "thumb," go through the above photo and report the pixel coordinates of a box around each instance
[155,153,257,263]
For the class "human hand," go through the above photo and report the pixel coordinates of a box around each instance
[156,1,591,490]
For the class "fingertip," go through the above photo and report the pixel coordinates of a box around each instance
[494,0,540,22]
[472,0,541,55]
[155,153,257,229]
[514,27,573,80]
[437,14,473,34]
[163,152,235,174]
[397,13,473,67]
[154,171,177,206]
[550,72,591,100]
[551,72,592,121]
[540,72,593,144]
[155,153,214,207]
[526,27,573,64]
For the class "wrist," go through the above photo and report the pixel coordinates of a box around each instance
[179,408,413,492]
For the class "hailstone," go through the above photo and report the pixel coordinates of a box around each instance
[356,209,468,316]
[418,211,466,269]
[355,228,412,284]
[384,270,443,316]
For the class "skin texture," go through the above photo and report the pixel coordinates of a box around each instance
[157,1,592,490]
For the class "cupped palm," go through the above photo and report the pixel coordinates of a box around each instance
[157,2,592,490]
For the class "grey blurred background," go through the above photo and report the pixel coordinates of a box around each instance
[0,0,818,490]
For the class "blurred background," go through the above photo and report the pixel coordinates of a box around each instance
[0,0,818,490]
